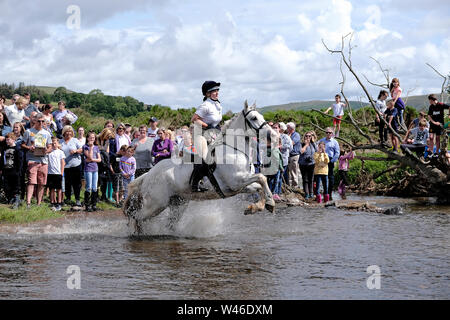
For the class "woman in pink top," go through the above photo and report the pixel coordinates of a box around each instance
[390,78,405,127]
[337,146,355,199]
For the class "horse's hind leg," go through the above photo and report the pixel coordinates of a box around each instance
[166,195,188,231]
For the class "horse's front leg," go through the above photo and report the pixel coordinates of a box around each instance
[255,173,275,213]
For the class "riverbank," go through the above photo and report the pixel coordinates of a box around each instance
[0,200,121,224]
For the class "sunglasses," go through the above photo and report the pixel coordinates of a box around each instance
[326,132,333,134]
[305,135,311,137]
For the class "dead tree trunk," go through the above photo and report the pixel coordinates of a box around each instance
[319,34,450,203]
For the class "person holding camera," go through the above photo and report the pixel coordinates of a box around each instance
[298,131,317,200]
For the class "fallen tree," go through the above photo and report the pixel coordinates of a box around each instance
[313,33,450,203]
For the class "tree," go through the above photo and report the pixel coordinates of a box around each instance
[320,33,449,203]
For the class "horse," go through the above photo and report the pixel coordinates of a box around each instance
[123,101,276,234]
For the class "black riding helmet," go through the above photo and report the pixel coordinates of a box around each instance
[202,81,220,96]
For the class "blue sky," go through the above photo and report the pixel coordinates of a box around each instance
[0,0,449,112]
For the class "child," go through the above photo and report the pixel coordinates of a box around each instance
[0,133,21,208]
[375,90,389,144]
[110,144,127,207]
[325,94,346,137]
[401,119,429,159]
[47,136,65,211]
[83,131,101,212]
[337,146,355,199]
[427,94,450,157]
[390,78,405,127]
[313,141,329,203]
[120,146,136,201]
[384,100,400,152]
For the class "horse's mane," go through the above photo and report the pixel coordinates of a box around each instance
[221,111,242,132]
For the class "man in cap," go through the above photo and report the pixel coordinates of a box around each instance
[147,117,159,138]
[190,81,223,192]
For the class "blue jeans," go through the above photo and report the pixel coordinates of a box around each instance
[122,175,135,199]
[315,174,328,195]
[268,170,281,194]
[85,171,98,192]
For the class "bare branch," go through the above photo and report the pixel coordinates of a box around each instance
[426,62,448,102]
[372,164,403,180]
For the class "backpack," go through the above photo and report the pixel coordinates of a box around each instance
[98,149,110,175]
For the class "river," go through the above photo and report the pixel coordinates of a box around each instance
[0,195,448,299]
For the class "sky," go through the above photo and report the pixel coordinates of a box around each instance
[0,0,449,112]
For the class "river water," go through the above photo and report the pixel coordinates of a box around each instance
[0,195,448,300]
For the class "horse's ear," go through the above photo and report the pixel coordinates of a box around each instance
[244,100,249,111]
[251,100,256,110]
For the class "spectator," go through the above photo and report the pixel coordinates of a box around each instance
[77,127,86,145]
[124,123,132,137]
[130,127,140,141]
[337,146,355,199]
[0,112,12,146]
[147,117,159,138]
[427,94,449,157]
[319,127,340,200]
[151,128,173,165]
[324,94,346,137]
[115,123,131,151]
[120,146,136,201]
[5,96,27,126]
[409,111,429,130]
[21,113,52,208]
[299,131,317,200]
[97,128,115,202]
[286,122,301,187]
[104,120,114,130]
[60,125,83,208]
[12,122,26,200]
[42,104,56,134]
[375,90,389,145]
[274,122,292,193]
[24,111,39,130]
[0,94,6,112]
[111,145,127,207]
[53,101,78,138]
[390,78,405,128]
[260,130,283,202]
[401,119,430,158]
[132,125,155,178]
[313,141,329,203]
[24,93,40,119]
[83,131,101,212]
[385,101,400,153]
[0,132,21,208]
[47,136,65,211]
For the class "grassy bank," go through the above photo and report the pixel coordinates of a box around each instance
[0,197,121,224]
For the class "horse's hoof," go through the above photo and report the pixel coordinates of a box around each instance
[265,203,275,213]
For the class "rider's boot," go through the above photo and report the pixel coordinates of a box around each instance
[191,164,209,192]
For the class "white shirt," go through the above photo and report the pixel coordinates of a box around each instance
[195,98,222,128]
[47,149,66,174]
[5,104,25,124]
[375,99,387,115]
[117,134,129,149]
[147,127,159,138]
[332,102,345,117]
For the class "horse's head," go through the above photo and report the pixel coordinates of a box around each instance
[242,100,269,132]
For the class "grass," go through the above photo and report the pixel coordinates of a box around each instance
[0,194,121,224]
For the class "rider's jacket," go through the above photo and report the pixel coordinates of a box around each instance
[195,98,222,129]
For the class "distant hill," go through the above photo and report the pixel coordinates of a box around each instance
[35,86,74,95]
[258,93,449,114]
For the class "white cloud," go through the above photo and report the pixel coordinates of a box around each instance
[0,0,449,112]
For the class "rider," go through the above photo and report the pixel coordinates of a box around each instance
[190,81,222,192]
